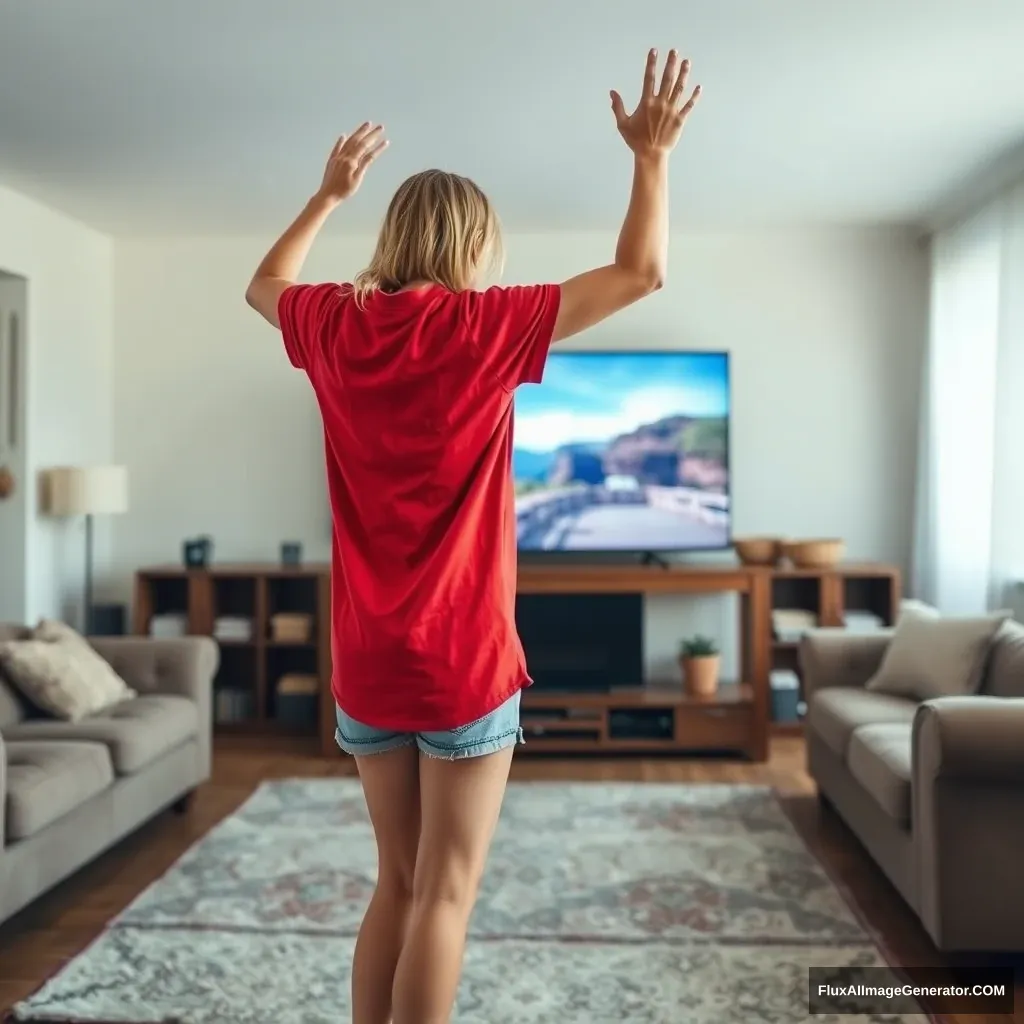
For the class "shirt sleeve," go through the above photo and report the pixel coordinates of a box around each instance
[277,283,343,371]
[461,284,562,389]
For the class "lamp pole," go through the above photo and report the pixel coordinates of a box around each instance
[84,512,94,634]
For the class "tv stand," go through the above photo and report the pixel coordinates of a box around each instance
[639,551,671,569]
[516,563,771,760]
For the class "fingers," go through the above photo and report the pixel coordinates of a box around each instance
[348,121,375,145]
[659,50,679,97]
[330,135,347,159]
[342,123,385,159]
[641,48,657,99]
[677,84,702,121]
[609,89,627,128]
[354,125,385,158]
[669,57,691,104]
[358,137,389,168]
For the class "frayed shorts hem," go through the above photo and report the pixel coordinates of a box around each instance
[334,725,524,760]
[335,689,524,761]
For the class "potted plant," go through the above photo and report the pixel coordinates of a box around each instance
[679,634,721,696]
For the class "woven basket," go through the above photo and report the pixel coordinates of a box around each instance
[733,536,783,566]
[783,538,845,569]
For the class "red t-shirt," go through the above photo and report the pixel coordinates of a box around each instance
[278,282,561,731]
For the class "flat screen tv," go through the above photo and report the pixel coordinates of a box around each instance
[514,351,730,553]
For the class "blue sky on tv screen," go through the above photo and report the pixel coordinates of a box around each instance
[514,352,729,453]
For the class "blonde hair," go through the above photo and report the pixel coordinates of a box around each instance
[352,170,504,307]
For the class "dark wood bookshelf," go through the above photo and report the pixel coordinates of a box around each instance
[754,562,901,735]
[134,564,332,751]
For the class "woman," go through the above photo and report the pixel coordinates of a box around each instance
[246,48,700,1024]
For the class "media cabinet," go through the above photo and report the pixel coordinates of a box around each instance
[134,560,899,761]
[515,564,771,759]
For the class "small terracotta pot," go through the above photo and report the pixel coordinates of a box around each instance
[681,654,720,697]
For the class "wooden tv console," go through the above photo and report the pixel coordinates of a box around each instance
[135,560,899,762]
[516,564,771,760]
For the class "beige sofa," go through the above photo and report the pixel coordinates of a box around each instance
[0,626,218,924]
[801,620,1024,952]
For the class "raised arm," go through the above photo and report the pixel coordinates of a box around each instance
[552,49,701,343]
[245,124,388,328]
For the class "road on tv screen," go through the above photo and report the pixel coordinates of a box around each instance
[519,505,728,551]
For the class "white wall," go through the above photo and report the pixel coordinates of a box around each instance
[0,273,29,623]
[112,228,926,677]
[0,185,114,623]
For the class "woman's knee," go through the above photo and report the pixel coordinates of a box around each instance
[377,857,417,902]
[411,855,481,910]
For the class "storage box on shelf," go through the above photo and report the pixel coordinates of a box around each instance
[134,564,332,750]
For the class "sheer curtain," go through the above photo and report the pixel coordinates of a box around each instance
[912,182,1024,614]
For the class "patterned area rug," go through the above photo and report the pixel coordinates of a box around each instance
[11,780,928,1023]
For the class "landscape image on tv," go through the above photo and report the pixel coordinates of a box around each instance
[514,352,730,552]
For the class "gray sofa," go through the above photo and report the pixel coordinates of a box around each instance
[0,627,218,924]
[801,620,1024,952]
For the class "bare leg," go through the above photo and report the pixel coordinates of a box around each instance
[391,746,514,1024]
[351,744,421,1024]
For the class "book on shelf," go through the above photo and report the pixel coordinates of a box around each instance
[213,616,254,642]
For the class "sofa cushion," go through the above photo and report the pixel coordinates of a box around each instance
[846,723,913,825]
[807,687,917,758]
[0,621,137,722]
[3,695,199,775]
[983,620,1024,699]
[866,609,1010,701]
[4,740,114,840]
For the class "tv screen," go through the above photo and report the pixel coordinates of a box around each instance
[514,351,730,553]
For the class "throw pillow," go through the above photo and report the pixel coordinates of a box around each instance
[0,622,136,722]
[984,618,1024,699]
[866,609,1011,702]
[897,599,940,622]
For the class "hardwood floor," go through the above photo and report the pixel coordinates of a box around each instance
[1,736,1019,1022]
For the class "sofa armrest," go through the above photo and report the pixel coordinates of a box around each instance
[912,697,1024,950]
[798,629,893,703]
[914,696,1024,784]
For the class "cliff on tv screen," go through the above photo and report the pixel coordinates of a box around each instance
[513,351,730,552]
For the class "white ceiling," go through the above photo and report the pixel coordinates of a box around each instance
[1,0,1023,235]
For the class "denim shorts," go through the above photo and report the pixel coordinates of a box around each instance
[335,690,524,760]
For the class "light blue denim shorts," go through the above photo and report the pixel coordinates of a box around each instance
[335,689,524,760]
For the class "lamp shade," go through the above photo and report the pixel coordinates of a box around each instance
[46,465,129,516]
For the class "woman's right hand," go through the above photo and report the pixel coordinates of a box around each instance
[317,123,389,204]
[611,49,701,160]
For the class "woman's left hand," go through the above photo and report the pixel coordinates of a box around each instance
[317,123,389,203]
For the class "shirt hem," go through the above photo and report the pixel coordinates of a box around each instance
[333,672,531,733]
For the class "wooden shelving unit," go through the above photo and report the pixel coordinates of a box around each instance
[133,559,899,757]
[134,564,331,749]
[756,562,901,734]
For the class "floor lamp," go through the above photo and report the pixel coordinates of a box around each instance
[45,466,129,633]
